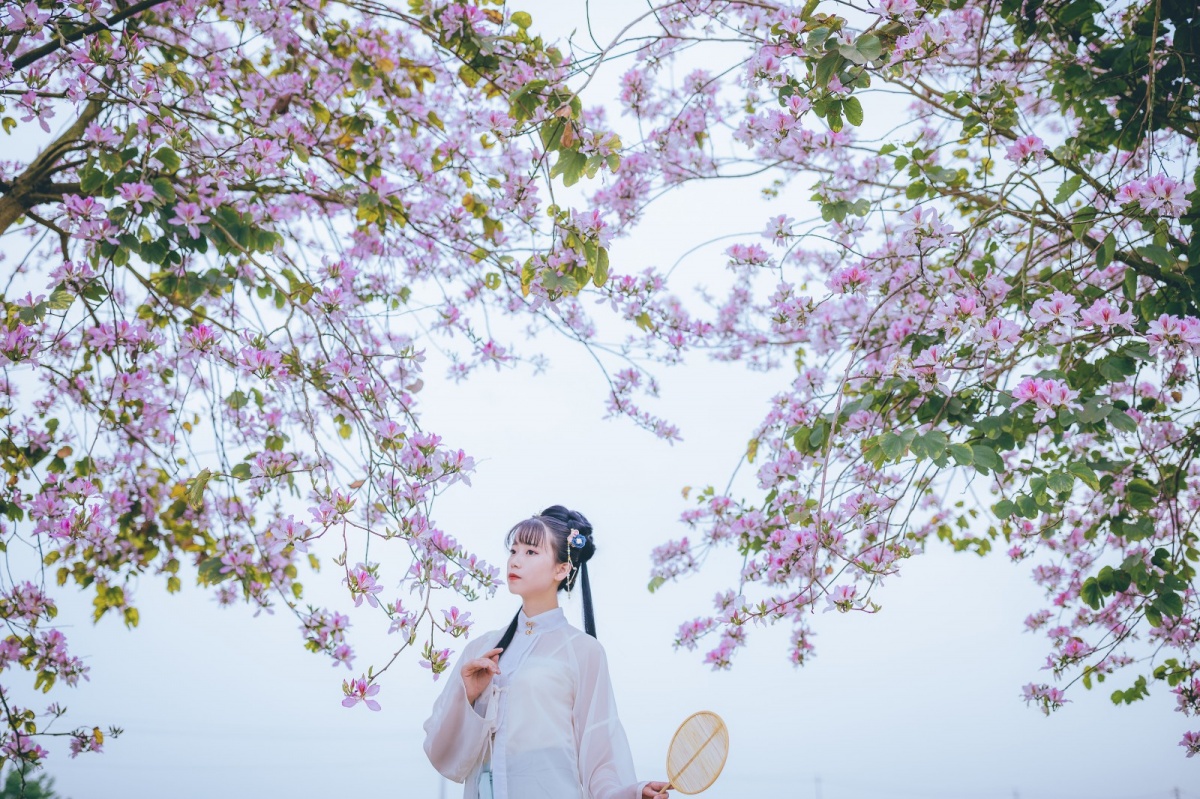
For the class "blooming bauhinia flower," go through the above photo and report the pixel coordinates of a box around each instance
[823,584,857,613]
[1078,298,1136,331]
[1181,731,1200,758]
[341,676,381,711]
[345,563,383,608]
[167,201,210,239]
[975,315,1022,352]
[1146,314,1200,357]
[762,213,796,244]
[1011,377,1081,423]
[1029,291,1081,328]
[1022,683,1068,715]
[116,182,156,214]
[1005,134,1046,164]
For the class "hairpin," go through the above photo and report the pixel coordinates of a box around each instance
[568,527,587,549]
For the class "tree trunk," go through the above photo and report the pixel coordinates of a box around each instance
[0,98,104,238]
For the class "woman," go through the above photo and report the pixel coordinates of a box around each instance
[423,505,671,799]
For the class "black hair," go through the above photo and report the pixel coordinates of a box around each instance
[495,505,597,653]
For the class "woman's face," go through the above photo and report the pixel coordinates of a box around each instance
[506,534,569,598]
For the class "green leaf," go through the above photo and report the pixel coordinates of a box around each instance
[47,288,74,311]
[948,443,974,466]
[151,177,175,202]
[550,149,588,187]
[1054,174,1083,204]
[970,444,1003,473]
[230,463,253,480]
[1097,232,1116,268]
[186,468,212,509]
[647,575,666,593]
[511,11,532,28]
[1071,205,1097,240]
[838,44,867,65]
[1106,409,1138,433]
[880,432,906,461]
[1137,244,1180,271]
[1081,578,1102,609]
[854,33,882,61]
[1156,591,1184,618]
[1067,462,1100,489]
[593,247,610,287]
[197,557,232,585]
[153,147,181,173]
[843,96,864,127]
[814,51,840,87]
[1046,472,1074,494]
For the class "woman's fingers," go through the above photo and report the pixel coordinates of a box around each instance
[463,656,500,676]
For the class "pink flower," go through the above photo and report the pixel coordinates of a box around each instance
[1078,298,1136,331]
[168,201,210,239]
[345,563,383,608]
[117,182,156,214]
[762,214,795,244]
[237,346,284,379]
[182,324,219,353]
[1146,313,1200,357]
[1022,683,1069,715]
[875,0,919,20]
[830,265,871,294]
[823,584,857,613]
[1114,180,1144,205]
[974,316,1022,352]
[1005,135,1046,165]
[1181,731,1200,758]
[1011,377,1080,423]
[1029,291,1080,327]
[341,676,381,711]
[441,606,473,637]
[1139,174,1192,218]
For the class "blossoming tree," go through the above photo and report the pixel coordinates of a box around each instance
[583,0,1199,757]
[0,0,622,771]
[2,0,1198,774]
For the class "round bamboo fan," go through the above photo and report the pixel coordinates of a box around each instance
[664,711,729,794]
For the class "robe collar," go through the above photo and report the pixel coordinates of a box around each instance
[516,605,567,636]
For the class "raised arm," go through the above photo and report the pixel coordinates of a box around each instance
[422,636,498,783]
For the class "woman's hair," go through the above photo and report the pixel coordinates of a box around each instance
[495,505,597,653]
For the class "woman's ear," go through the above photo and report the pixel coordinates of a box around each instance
[554,561,571,583]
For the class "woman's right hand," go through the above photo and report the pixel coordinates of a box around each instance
[461,647,503,704]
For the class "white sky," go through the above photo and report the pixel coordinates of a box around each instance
[3,2,1197,798]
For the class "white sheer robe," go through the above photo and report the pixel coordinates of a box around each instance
[423,607,649,799]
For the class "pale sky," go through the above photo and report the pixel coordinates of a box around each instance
[3,2,1196,798]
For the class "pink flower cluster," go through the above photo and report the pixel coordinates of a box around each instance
[1146,314,1200,358]
[1114,173,1193,218]
[1005,134,1046,165]
[1010,377,1080,423]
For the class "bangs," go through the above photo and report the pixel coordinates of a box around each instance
[506,519,548,549]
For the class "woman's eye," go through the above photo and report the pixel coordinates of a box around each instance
[526,549,536,555]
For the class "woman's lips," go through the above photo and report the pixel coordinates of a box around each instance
[507,573,520,581]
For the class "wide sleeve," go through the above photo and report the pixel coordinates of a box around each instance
[422,636,496,783]
[572,640,650,799]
